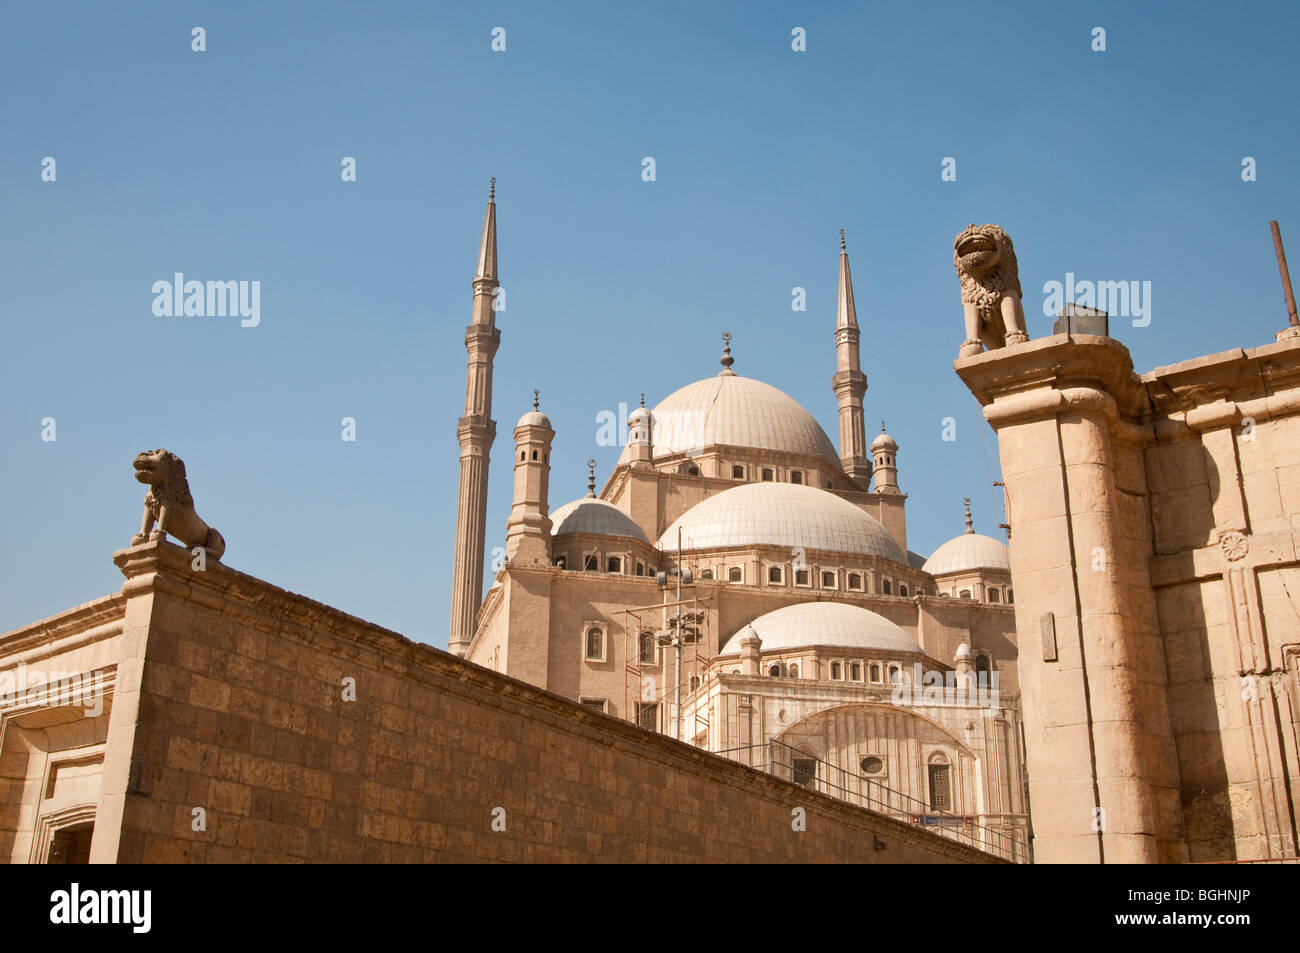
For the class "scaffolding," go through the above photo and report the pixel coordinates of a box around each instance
[620,591,712,745]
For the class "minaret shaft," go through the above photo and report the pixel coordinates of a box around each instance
[833,233,872,486]
[450,186,500,656]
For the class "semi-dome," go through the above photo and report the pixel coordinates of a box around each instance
[657,482,906,563]
[719,602,921,655]
[922,533,1010,575]
[617,374,840,466]
[550,498,649,543]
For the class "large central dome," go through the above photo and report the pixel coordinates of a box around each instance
[657,482,906,563]
[617,374,840,466]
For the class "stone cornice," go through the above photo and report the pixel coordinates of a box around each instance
[0,592,126,659]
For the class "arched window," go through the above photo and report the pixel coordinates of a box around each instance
[531,450,538,460]
[688,675,700,693]
[1007,588,1014,604]
[830,661,842,679]
[583,554,598,571]
[987,588,1000,603]
[794,569,810,586]
[768,664,782,678]
[821,571,836,588]
[888,665,901,684]
[958,589,972,599]
[553,555,567,569]
[848,572,862,591]
[761,468,774,482]
[899,583,909,597]
[700,569,713,580]
[882,579,892,595]
[975,654,992,685]
[870,663,881,682]
[635,561,645,576]
[585,627,604,661]
[850,662,862,681]
[732,465,744,479]
[791,471,803,485]
[519,451,525,461]
[639,631,656,664]
[788,664,799,679]
[607,556,622,573]
[768,566,783,584]
[927,753,952,812]
[728,566,743,583]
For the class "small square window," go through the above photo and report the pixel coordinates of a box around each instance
[821,571,837,588]
[732,465,745,479]
[580,698,607,713]
[607,556,622,573]
[761,468,774,482]
[728,566,743,583]
[768,566,784,584]
[795,569,810,586]
[848,572,862,591]
[791,471,803,485]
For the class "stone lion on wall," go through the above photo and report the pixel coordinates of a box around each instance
[130,449,226,560]
[953,224,1029,356]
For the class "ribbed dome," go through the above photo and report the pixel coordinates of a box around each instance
[922,533,1010,575]
[871,430,897,452]
[550,498,649,542]
[616,375,840,465]
[658,483,906,563]
[516,409,551,429]
[720,602,921,655]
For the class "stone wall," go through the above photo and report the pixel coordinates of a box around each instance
[1,541,999,864]
[957,332,1300,863]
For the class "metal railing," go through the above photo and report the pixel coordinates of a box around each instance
[715,737,1030,863]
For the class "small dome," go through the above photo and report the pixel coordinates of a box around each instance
[658,482,906,563]
[922,533,1010,575]
[516,409,551,429]
[871,430,897,452]
[955,642,972,659]
[628,404,652,423]
[719,602,921,655]
[549,498,649,543]
[616,375,840,467]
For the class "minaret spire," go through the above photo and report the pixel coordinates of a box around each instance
[450,180,503,656]
[832,231,871,486]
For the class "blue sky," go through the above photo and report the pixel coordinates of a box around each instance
[3,0,1298,646]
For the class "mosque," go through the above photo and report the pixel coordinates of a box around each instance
[449,185,1029,846]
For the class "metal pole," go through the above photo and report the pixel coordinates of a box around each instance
[674,526,683,741]
[1272,220,1300,327]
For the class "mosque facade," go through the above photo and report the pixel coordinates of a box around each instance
[450,188,1029,851]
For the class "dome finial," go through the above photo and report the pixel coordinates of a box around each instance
[840,229,847,253]
[964,497,974,534]
[640,392,646,408]
[533,388,539,411]
[489,176,495,201]
[586,458,597,497]
[881,419,887,433]
[719,332,736,375]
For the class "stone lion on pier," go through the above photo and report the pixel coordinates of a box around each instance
[953,223,1029,356]
[130,449,226,560]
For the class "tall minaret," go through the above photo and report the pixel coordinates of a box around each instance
[833,230,871,487]
[449,179,501,656]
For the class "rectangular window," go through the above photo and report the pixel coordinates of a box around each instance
[768,566,784,584]
[728,566,743,583]
[637,702,659,732]
[579,698,606,713]
[794,569,810,586]
[790,471,803,485]
[792,758,817,787]
[928,764,952,812]
[761,468,774,482]
[821,570,837,588]
[732,465,745,479]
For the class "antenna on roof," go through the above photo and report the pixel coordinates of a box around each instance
[1271,221,1300,341]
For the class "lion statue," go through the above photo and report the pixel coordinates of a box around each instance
[953,224,1029,356]
[130,449,226,560]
